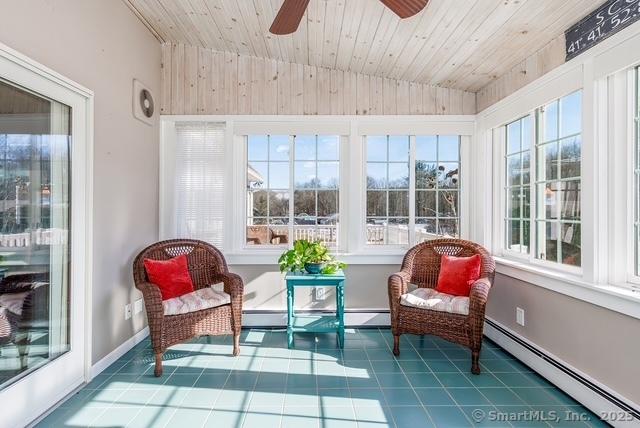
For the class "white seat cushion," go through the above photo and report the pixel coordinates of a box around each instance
[162,283,230,316]
[400,287,469,316]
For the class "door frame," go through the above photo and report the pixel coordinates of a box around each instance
[0,42,94,428]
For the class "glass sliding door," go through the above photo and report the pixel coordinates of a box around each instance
[0,78,71,390]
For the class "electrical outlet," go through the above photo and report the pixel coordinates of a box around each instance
[125,303,132,320]
[516,307,525,326]
[315,287,325,301]
[134,298,143,314]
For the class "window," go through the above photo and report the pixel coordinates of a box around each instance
[366,136,409,245]
[535,91,582,266]
[365,135,460,246]
[505,116,532,254]
[415,135,461,241]
[246,135,340,247]
[501,91,582,267]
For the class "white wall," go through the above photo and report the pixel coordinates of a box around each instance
[0,0,161,363]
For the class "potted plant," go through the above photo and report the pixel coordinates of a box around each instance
[278,239,346,275]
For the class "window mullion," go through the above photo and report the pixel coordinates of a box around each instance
[288,134,294,248]
[409,135,416,245]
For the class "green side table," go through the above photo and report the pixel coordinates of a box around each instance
[285,270,345,349]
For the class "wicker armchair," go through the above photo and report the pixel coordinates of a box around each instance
[133,239,243,377]
[388,239,495,374]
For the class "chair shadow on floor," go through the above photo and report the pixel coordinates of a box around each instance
[38,328,597,428]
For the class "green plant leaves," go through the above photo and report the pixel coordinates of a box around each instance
[278,239,347,274]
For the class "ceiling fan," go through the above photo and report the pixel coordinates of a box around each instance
[269,0,429,35]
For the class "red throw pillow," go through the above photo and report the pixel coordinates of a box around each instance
[435,254,482,297]
[143,254,194,300]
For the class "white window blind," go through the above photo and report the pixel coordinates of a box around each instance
[174,122,225,249]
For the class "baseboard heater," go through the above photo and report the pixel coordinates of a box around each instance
[485,319,640,421]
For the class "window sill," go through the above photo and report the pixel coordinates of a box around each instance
[226,251,405,266]
[494,256,640,320]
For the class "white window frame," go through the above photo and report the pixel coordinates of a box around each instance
[160,115,474,264]
[493,89,584,277]
[502,114,534,261]
[242,134,345,252]
[362,134,464,249]
[0,42,94,428]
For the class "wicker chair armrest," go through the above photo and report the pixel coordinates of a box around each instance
[214,272,244,301]
[388,271,410,301]
[137,282,163,314]
[468,277,491,316]
[137,281,164,345]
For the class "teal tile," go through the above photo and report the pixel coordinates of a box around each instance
[249,390,286,409]
[370,360,403,373]
[513,387,561,405]
[398,360,430,373]
[426,359,460,373]
[353,405,393,427]
[426,405,473,427]
[195,373,230,388]
[255,373,287,389]
[319,405,358,428]
[414,388,456,406]
[435,372,474,388]
[41,329,598,428]
[350,388,386,407]
[418,349,447,359]
[407,372,441,388]
[375,373,410,388]
[382,388,421,406]
[481,359,519,373]
[284,388,320,407]
[545,388,581,406]
[181,387,221,409]
[91,406,141,426]
[165,373,200,387]
[445,349,472,360]
[146,388,189,406]
[319,392,352,408]
[463,373,504,388]
[225,373,257,390]
[366,349,394,360]
[281,414,320,428]
[494,372,540,387]
[393,348,421,361]
[347,376,380,389]
[317,375,348,389]
[479,388,526,405]
[242,406,282,427]
[59,408,107,426]
[204,408,246,428]
[216,390,253,409]
[447,388,491,406]
[167,408,211,427]
[390,406,434,427]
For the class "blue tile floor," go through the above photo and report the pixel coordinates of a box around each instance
[36,329,609,428]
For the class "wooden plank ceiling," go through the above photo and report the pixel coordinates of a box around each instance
[128,0,604,92]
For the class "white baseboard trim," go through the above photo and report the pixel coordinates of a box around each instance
[484,318,640,427]
[242,310,390,328]
[89,326,149,379]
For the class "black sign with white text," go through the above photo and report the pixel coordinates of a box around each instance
[565,0,640,60]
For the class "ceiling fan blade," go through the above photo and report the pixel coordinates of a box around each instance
[379,0,429,19]
[269,0,311,35]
